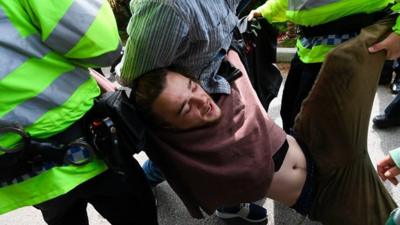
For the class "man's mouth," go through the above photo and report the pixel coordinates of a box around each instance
[204,100,213,116]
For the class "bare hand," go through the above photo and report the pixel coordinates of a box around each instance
[377,155,400,185]
[247,10,262,21]
[368,32,400,60]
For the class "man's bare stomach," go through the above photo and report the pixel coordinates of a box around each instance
[266,135,307,206]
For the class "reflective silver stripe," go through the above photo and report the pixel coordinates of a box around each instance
[0,8,51,80]
[2,67,90,126]
[288,0,339,10]
[82,43,122,67]
[45,0,104,54]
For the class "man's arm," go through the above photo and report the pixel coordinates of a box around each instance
[20,0,121,68]
[368,32,400,59]
[120,1,189,87]
[368,5,400,59]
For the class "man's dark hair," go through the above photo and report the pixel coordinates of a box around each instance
[133,68,168,124]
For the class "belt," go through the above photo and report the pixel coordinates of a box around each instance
[298,5,395,38]
[272,139,289,172]
[0,117,95,184]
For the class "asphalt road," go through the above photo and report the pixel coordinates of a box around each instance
[1,68,400,225]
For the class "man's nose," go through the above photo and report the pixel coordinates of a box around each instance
[190,94,207,105]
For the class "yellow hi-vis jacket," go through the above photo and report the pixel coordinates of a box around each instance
[257,0,400,63]
[0,0,121,214]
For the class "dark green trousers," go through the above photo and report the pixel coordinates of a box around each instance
[294,17,398,225]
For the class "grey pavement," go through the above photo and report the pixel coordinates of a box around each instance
[1,64,400,225]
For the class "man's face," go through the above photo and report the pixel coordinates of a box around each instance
[152,71,222,130]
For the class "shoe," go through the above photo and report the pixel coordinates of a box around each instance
[373,114,400,129]
[215,203,268,223]
[391,81,400,94]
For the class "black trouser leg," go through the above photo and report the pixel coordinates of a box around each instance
[35,185,90,225]
[89,161,158,225]
[35,160,158,225]
[385,93,400,118]
[280,54,321,132]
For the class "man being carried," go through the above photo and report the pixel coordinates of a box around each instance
[133,18,398,225]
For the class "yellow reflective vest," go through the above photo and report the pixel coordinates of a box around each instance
[258,0,399,63]
[0,0,121,214]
